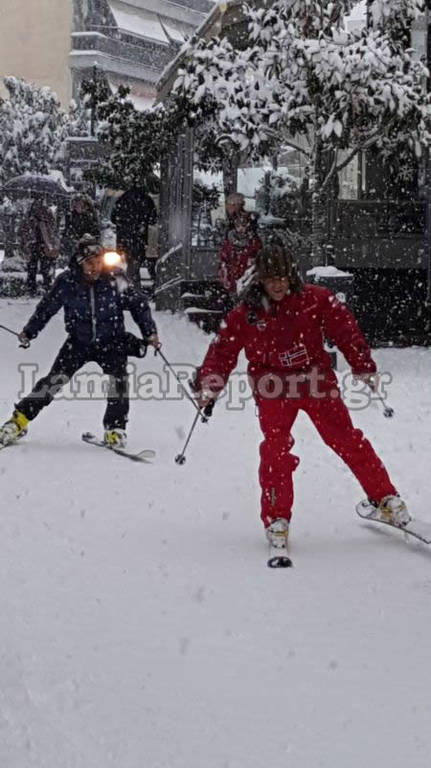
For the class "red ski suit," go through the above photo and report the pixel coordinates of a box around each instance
[197,283,396,526]
[217,237,262,293]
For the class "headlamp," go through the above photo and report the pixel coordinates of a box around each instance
[103,250,122,267]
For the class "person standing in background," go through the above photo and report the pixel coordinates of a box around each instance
[111,185,158,288]
[20,197,59,295]
[67,194,100,257]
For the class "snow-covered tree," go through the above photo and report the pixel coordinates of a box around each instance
[172,0,431,263]
[86,85,160,189]
[87,84,184,190]
[0,76,87,186]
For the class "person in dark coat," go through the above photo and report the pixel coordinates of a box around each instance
[0,235,159,449]
[68,194,100,254]
[20,198,59,295]
[111,185,158,287]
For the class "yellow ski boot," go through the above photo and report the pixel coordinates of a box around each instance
[103,429,127,450]
[0,410,29,446]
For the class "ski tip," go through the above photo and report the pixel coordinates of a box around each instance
[267,555,293,569]
[138,449,156,458]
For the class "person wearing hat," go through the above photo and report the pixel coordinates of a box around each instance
[217,211,262,296]
[216,193,261,316]
[0,234,159,449]
[193,241,410,550]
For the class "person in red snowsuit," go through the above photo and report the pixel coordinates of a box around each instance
[194,242,409,545]
[217,212,261,295]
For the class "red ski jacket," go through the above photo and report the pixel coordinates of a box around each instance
[217,236,262,293]
[196,283,376,399]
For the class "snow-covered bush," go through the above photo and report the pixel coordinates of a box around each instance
[0,77,88,187]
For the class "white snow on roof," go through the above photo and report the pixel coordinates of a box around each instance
[71,31,107,38]
[108,0,169,44]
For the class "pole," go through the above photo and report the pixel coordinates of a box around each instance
[424,5,431,333]
[155,347,207,417]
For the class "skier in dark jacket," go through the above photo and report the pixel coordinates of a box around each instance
[0,235,159,449]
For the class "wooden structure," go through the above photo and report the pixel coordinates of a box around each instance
[155,2,431,344]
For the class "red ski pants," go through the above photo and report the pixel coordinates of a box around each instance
[257,395,397,527]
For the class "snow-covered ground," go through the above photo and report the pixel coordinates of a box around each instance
[1,297,431,768]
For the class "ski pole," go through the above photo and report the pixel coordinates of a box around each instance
[175,400,215,466]
[374,390,394,418]
[0,323,30,348]
[364,378,394,418]
[155,346,203,416]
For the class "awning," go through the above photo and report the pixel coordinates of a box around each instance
[159,16,194,44]
[108,0,169,45]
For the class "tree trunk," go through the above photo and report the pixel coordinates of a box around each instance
[222,153,239,197]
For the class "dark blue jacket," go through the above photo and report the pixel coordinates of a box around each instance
[24,265,157,345]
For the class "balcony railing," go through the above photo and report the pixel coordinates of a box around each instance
[71,32,175,73]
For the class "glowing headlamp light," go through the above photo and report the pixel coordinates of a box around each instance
[103,250,122,267]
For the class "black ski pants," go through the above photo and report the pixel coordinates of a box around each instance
[16,336,129,430]
[26,244,53,295]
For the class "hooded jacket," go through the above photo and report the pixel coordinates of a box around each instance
[23,263,156,345]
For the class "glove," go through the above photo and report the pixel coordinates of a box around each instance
[353,373,379,392]
[147,333,161,350]
[202,399,215,419]
[18,331,30,349]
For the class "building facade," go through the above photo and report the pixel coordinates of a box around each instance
[0,0,213,108]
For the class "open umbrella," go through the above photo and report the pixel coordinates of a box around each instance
[1,174,71,199]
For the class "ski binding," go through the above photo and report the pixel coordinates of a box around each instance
[356,500,431,545]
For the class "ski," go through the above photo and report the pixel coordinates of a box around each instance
[267,545,293,569]
[82,432,155,463]
[356,500,431,545]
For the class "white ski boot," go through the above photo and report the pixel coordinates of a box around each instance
[103,429,127,449]
[377,495,411,527]
[266,517,289,548]
[266,518,292,568]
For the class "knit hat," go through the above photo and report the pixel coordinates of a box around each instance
[75,233,103,265]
